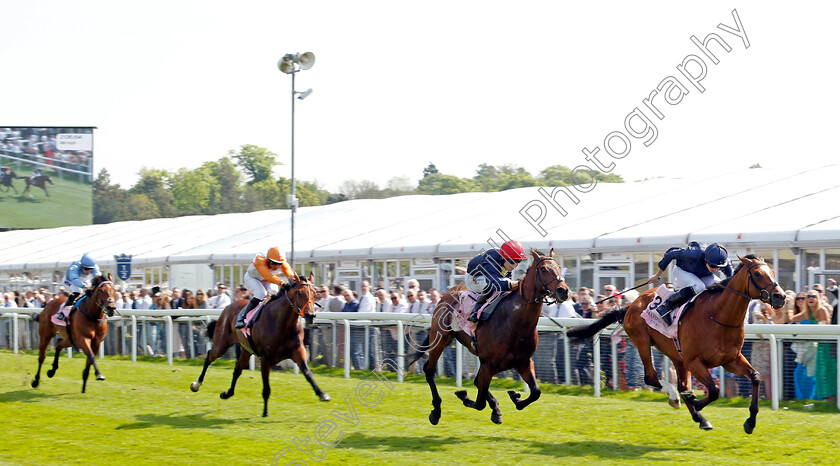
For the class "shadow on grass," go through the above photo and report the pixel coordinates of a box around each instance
[337,432,468,451]
[0,389,52,403]
[523,439,699,459]
[16,195,43,203]
[116,411,238,430]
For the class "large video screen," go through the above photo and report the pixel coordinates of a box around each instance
[0,127,94,230]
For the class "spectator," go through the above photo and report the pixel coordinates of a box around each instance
[208,284,231,309]
[328,285,346,313]
[428,289,442,307]
[195,289,208,309]
[357,280,375,313]
[416,290,433,313]
[341,290,363,369]
[133,287,153,309]
[342,290,360,313]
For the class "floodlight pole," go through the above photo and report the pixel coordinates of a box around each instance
[290,69,296,267]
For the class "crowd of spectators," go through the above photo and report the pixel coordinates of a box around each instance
[0,127,93,174]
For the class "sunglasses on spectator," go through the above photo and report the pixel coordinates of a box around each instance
[795,297,805,300]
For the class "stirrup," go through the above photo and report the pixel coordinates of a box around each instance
[56,312,66,321]
[467,311,478,323]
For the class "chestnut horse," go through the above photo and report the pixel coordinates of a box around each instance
[568,255,785,433]
[0,169,19,194]
[408,249,569,425]
[31,274,117,393]
[23,174,53,197]
[190,273,330,417]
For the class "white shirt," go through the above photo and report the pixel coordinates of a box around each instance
[357,291,376,313]
[375,301,392,313]
[390,301,407,313]
[211,293,231,309]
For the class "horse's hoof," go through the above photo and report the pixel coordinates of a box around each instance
[96,374,106,381]
[262,413,269,418]
[190,381,202,392]
[508,390,521,402]
[699,420,714,430]
[220,391,231,400]
[47,369,55,378]
[491,412,503,424]
[743,420,755,435]
[319,393,331,402]
[429,411,441,425]
[31,379,39,388]
[454,390,468,401]
[668,398,681,409]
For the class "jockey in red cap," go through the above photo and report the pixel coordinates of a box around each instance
[465,240,528,322]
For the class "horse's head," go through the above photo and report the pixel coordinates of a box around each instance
[45,175,54,185]
[288,272,318,325]
[524,248,569,304]
[92,273,117,317]
[737,255,786,309]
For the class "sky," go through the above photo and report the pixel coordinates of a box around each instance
[1,1,837,193]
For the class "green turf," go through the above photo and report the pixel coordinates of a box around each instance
[1,350,838,465]
[0,163,92,229]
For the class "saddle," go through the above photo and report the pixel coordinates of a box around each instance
[640,285,702,339]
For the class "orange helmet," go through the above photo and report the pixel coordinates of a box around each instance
[267,246,284,264]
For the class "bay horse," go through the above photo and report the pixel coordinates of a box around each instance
[23,174,53,197]
[568,255,785,433]
[0,169,19,194]
[409,249,569,425]
[190,273,331,417]
[31,274,117,393]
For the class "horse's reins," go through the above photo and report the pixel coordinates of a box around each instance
[526,257,565,305]
[711,261,780,328]
[285,281,316,318]
[78,280,116,323]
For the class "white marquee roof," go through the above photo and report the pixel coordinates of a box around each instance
[1,164,839,272]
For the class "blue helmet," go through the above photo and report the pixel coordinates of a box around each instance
[80,253,97,269]
[704,243,728,268]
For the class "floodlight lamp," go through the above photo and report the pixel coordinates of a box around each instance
[297,88,313,100]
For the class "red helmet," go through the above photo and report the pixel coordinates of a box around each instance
[499,240,527,261]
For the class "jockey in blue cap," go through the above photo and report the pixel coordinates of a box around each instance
[56,253,102,323]
[648,242,732,325]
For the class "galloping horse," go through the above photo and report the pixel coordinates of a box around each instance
[409,249,569,425]
[190,273,330,417]
[23,174,53,197]
[568,255,785,433]
[32,274,117,393]
[0,169,20,194]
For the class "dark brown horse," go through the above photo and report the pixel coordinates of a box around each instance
[32,274,117,393]
[190,273,330,417]
[0,169,20,194]
[568,255,785,433]
[409,249,569,425]
[23,174,53,197]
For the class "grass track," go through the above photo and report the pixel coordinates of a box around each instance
[0,164,92,228]
[1,350,838,465]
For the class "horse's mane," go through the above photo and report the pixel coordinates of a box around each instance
[707,254,759,294]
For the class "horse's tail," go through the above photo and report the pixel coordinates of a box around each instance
[404,333,431,369]
[32,313,40,322]
[205,320,217,340]
[566,306,629,343]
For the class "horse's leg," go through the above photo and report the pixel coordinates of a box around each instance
[633,330,661,389]
[260,358,272,417]
[424,327,454,425]
[31,326,52,388]
[676,359,715,430]
[291,345,330,402]
[508,359,541,411]
[47,337,68,378]
[220,347,251,400]
[455,362,493,411]
[190,333,232,392]
[486,390,503,424]
[724,354,761,434]
[78,337,97,394]
[90,336,106,381]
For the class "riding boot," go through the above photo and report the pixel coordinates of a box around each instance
[468,294,490,323]
[58,292,80,320]
[655,287,696,325]
[235,297,262,329]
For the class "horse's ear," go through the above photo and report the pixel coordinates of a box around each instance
[530,249,540,260]
[308,271,314,283]
[549,248,555,258]
[738,255,747,264]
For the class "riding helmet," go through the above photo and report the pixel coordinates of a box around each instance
[499,240,528,262]
[704,243,729,268]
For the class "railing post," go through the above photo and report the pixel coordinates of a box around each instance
[719,366,726,398]
[12,313,19,354]
[769,334,778,410]
[363,323,370,371]
[131,316,137,362]
[593,333,601,398]
[343,319,351,378]
[611,335,618,391]
[165,316,173,366]
[331,322,337,368]
[563,333,571,387]
[397,320,404,383]
[456,340,463,388]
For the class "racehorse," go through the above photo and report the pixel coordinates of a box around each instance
[568,255,785,433]
[190,273,331,417]
[409,249,569,425]
[31,274,117,393]
[0,169,19,194]
[23,174,53,197]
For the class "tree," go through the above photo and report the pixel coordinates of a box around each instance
[93,169,128,224]
[170,167,213,215]
[417,173,477,195]
[131,168,178,217]
[423,162,439,178]
[473,164,536,191]
[202,157,243,214]
[539,164,623,186]
[231,144,279,185]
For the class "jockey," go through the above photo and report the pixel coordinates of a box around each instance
[0,166,8,175]
[465,240,528,322]
[648,242,733,325]
[32,167,42,177]
[57,253,102,322]
[235,246,296,329]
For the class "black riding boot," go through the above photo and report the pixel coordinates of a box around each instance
[467,294,489,323]
[58,292,81,320]
[235,297,262,329]
[655,287,696,325]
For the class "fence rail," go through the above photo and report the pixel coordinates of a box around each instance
[2,308,838,410]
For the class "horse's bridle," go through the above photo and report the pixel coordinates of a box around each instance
[285,281,316,318]
[525,257,565,304]
[79,280,116,323]
[719,261,780,304]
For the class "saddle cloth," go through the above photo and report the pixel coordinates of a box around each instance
[241,301,265,338]
[640,285,698,339]
[453,290,502,337]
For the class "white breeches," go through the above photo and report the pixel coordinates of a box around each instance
[243,275,278,300]
[672,265,717,295]
[465,273,489,295]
